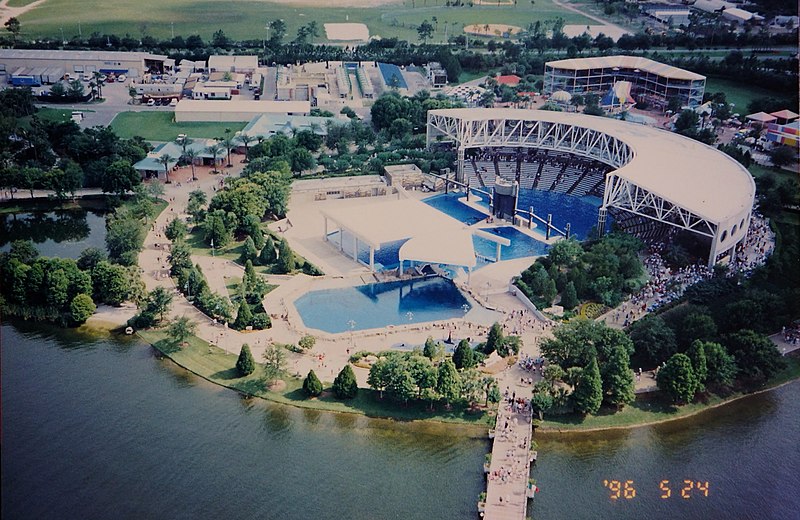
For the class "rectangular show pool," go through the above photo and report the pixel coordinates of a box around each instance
[422,192,489,225]
[473,226,549,261]
[293,277,471,333]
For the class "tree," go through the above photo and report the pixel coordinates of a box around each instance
[91,261,130,305]
[147,286,173,323]
[237,134,256,161]
[184,148,198,181]
[66,79,85,99]
[240,236,258,265]
[275,237,295,273]
[531,388,554,420]
[436,359,461,405]
[241,214,265,250]
[453,339,476,370]
[543,364,565,386]
[233,300,254,330]
[687,340,708,391]
[205,143,224,173]
[269,19,287,44]
[9,240,39,264]
[417,20,434,43]
[157,154,173,183]
[573,356,602,415]
[259,236,278,265]
[703,342,738,391]
[106,216,145,265]
[220,136,235,167]
[332,364,358,399]
[725,329,785,383]
[657,353,699,405]
[164,217,188,242]
[560,281,578,310]
[70,294,96,324]
[4,17,21,43]
[303,369,323,397]
[298,335,316,350]
[602,345,635,409]
[368,359,392,399]
[629,316,677,366]
[262,344,287,383]
[186,189,207,223]
[769,146,795,168]
[423,336,441,360]
[167,316,196,346]
[203,210,233,248]
[236,343,256,376]
[46,269,70,307]
[77,247,107,271]
[485,322,505,355]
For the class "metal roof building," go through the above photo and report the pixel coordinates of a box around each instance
[544,55,706,108]
[0,49,169,78]
[427,108,755,267]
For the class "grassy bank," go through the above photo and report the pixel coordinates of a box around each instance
[138,329,492,426]
[539,354,800,432]
[704,76,794,113]
[110,112,245,142]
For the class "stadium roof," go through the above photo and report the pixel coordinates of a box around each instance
[428,108,754,224]
[545,55,705,82]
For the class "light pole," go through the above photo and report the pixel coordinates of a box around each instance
[348,319,356,347]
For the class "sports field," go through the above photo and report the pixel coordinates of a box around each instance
[16,0,591,43]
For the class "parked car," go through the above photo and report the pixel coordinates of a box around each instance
[146,99,155,107]
[116,74,127,83]
[169,98,178,107]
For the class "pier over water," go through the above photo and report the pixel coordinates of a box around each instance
[482,368,535,520]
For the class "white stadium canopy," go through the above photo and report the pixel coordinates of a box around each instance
[427,108,756,267]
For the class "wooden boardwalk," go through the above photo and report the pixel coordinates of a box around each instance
[481,375,535,520]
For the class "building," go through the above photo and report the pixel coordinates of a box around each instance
[383,164,426,189]
[174,100,310,122]
[427,108,755,267]
[544,55,706,108]
[0,49,169,79]
[133,142,183,178]
[238,113,334,143]
[496,74,521,87]
[426,62,448,88]
[207,55,258,73]
[765,121,799,148]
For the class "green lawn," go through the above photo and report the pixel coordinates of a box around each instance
[17,0,590,43]
[139,329,492,425]
[7,0,39,6]
[704,76,793,114]
[110,111,245,142]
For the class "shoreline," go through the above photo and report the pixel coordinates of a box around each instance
[136,326,800,434]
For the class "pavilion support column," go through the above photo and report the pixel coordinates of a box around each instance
[467,266,472,284]
[457,147,465,184]
[597,207,607,237]
[339,227,343,251]
[323,217,328,241]
[707,232,720,269]
[369,247,375,272]
[496,242,502,262]
[353,235,358,263]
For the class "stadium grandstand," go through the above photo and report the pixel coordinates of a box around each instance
[543,55,706,109]
[426,108,755,268]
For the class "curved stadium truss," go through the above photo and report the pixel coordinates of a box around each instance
[426,108,756,267]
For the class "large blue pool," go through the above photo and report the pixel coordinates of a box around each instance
[423,193,488,224]
[294,277,471,333]
[473,226,549,260]
[378,63,408,89]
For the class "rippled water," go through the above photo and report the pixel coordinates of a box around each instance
[3,321,798,520]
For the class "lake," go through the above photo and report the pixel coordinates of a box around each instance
[0,206,107,259]
[2,322,798,520]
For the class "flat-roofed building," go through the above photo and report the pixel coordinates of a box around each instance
[174,99,310,122]
[544,55,706,108]
[0,49,168,78]
[207,55,258,73]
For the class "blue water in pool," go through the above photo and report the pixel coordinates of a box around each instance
[294,277,471,333]
[328,230,407,270]
[423,193,488,225]
[516,190,609,240]
[473,226,549,260]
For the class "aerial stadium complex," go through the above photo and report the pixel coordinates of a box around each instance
[426,108,755,268]
[543,55,706,108]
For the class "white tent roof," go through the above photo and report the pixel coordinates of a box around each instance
[429,108,755,224]
[320,198,478,268]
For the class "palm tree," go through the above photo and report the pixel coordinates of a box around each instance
[158,154,174,183]
[92,71,103,99]
[220,136,235,167]
[176,136,194,158]
[184,148,198,181]
[237,134,256,162]
[205,143,223,174]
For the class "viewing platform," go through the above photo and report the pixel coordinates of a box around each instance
[481,377,535,520]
